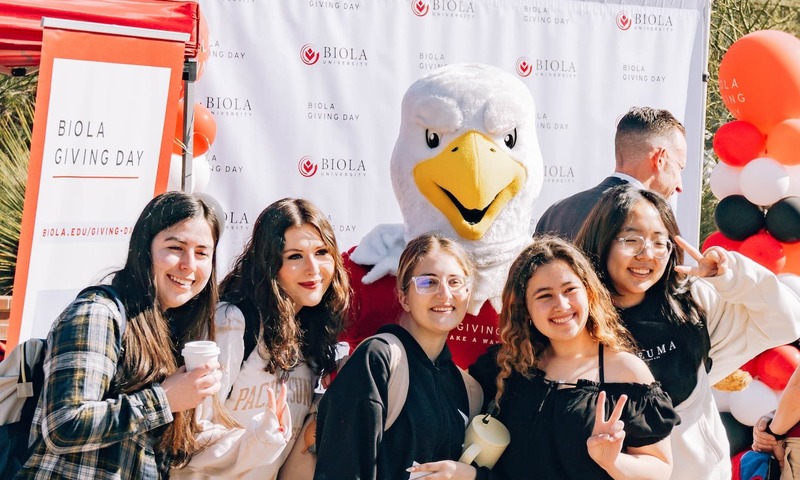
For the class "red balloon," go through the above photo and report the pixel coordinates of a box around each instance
[767,119,800,166]
[740,357,758,375]
[755,345,800,390]
[718,30,800,133]
[713,120,766,167]
[739,231,786,273]
[702,231,743,253]
[172,100,217,156]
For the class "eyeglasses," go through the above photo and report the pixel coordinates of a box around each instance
[616,235,673,259]
[409,275,472,295]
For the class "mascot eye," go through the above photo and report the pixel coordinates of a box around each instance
[504,129,517,149]
[425,130,440,149]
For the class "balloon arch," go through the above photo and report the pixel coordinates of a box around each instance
[708,29,800,472]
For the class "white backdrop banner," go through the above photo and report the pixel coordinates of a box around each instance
[196,0,710,272]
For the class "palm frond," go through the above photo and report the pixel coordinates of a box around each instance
[0,74,36,295]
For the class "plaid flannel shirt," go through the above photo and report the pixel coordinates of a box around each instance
[15,290,174,479]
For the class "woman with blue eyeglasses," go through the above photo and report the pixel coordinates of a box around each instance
[575,184,800,480]
[315,233,483,480]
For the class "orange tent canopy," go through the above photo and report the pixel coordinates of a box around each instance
[0,0,202,72]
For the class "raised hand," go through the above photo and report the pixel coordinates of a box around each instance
[673,235,728,278]
[587,391,628,470]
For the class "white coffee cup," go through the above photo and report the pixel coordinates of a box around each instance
[181,341,220,371]
[458,414,511,469]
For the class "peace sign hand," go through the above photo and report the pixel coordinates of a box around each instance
[587,391,627,470]
[266,381,289,433]
[673,235,728,278]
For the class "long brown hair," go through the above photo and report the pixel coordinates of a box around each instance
[494,236,633,404]
[111,191,221,467]
[219,198,350,375]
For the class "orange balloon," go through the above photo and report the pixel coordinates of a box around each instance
[172,100,217,156]
[718,30,800,133]
[782,240,800,275]
[767,119,800,166]
[192,103,217,153]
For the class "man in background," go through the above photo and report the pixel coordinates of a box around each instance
[534,106,687,240]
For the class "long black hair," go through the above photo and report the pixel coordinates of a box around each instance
[575,184,706,331]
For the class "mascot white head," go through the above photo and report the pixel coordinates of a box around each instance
[353,63,543,314]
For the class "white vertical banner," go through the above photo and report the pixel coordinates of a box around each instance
[9,19,187,346]
[196,0,709,273]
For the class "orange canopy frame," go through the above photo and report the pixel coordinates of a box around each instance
[0,0,203,73]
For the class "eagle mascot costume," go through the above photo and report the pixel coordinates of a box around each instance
[341,64,544,368]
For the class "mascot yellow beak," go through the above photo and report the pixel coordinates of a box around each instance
[413,131,526,240]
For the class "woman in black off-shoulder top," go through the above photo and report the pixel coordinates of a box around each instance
[470,237,679,480]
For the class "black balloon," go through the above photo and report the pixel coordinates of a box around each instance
[766,197,800,243]
[720,411,753,456]
[714,195,765,241]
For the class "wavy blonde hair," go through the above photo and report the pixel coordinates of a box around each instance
[494,236,633,405]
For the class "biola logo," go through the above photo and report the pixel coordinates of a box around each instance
[299,156,318,177]
[301,43,368,65]
[516,57,532,77]
[616,11,631,30]
[301,44,320,65]
[617,11,673,30]
[411,0,429,16]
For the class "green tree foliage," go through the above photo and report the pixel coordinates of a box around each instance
[0,73,36,295]
[702,0,800,243]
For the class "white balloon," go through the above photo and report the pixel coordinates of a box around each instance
[728,379,778,426]
[712,388,731,413]
[167,153,184,192]
[193,154,210,193]
[166,154,211,193]
[740,157,790,206]
[710,162,743,200]
[787,164,800,197]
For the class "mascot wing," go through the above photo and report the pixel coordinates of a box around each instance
[350,223,405,284]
